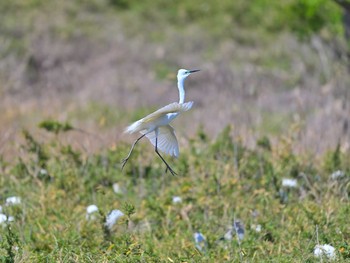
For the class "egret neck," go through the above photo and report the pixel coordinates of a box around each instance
[178,78,185,104]
[166,79,185,121]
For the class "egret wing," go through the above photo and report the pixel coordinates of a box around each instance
[141,101,193,124]
[145,125,179,157]
[125,101,193,134]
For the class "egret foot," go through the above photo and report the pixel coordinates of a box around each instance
[165,166,177,176]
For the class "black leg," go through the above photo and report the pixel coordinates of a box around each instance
[155,134,177,176]
[121,133,146,170]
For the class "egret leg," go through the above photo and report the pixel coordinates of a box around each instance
[155,133,177,176]
[121,133,146,170]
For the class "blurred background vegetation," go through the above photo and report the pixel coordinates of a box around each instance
[0,0,349,155]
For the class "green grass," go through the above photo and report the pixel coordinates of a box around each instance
[0,0,344,56]
[0,125,349,262]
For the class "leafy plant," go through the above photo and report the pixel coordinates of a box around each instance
[22,129,49,168]
[0,225,21,263]
[38,120,73,135]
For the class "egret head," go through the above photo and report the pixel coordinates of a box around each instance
[177,69,200,81]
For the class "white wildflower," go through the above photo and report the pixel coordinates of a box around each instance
[112,183,123,194]
[251,224,262,232]
[172,196,182,204]
[314,244,336,260]
[40,169,48,175]
[234,220,245,241]
[0,214,14,224]
[282,178,298,188]
[105,209,124,230]
[222,220,245,241]
[223,229,233,240]
[87,205,98,214]
[193,232,207,252]
[86,205,99,220]
[0,214,7,224]
[255,224,262,232]
[331,170,345,180]
[6,196,21,206]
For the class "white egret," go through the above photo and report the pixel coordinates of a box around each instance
[122,69,200,175]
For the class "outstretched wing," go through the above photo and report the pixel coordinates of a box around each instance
[142,101,193,124]
[125,101,193,134]
[144,125,179,157]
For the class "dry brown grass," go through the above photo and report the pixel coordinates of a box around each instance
[0,8,349,160]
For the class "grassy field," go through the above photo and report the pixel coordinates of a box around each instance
[0,0,350,262]
[0,125,350,262]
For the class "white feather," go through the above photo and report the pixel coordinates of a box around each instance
[144,125,179,157]
[124,120,143,134]
[124,101,194,135]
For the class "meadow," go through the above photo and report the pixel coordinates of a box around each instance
[0,0,350,262]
